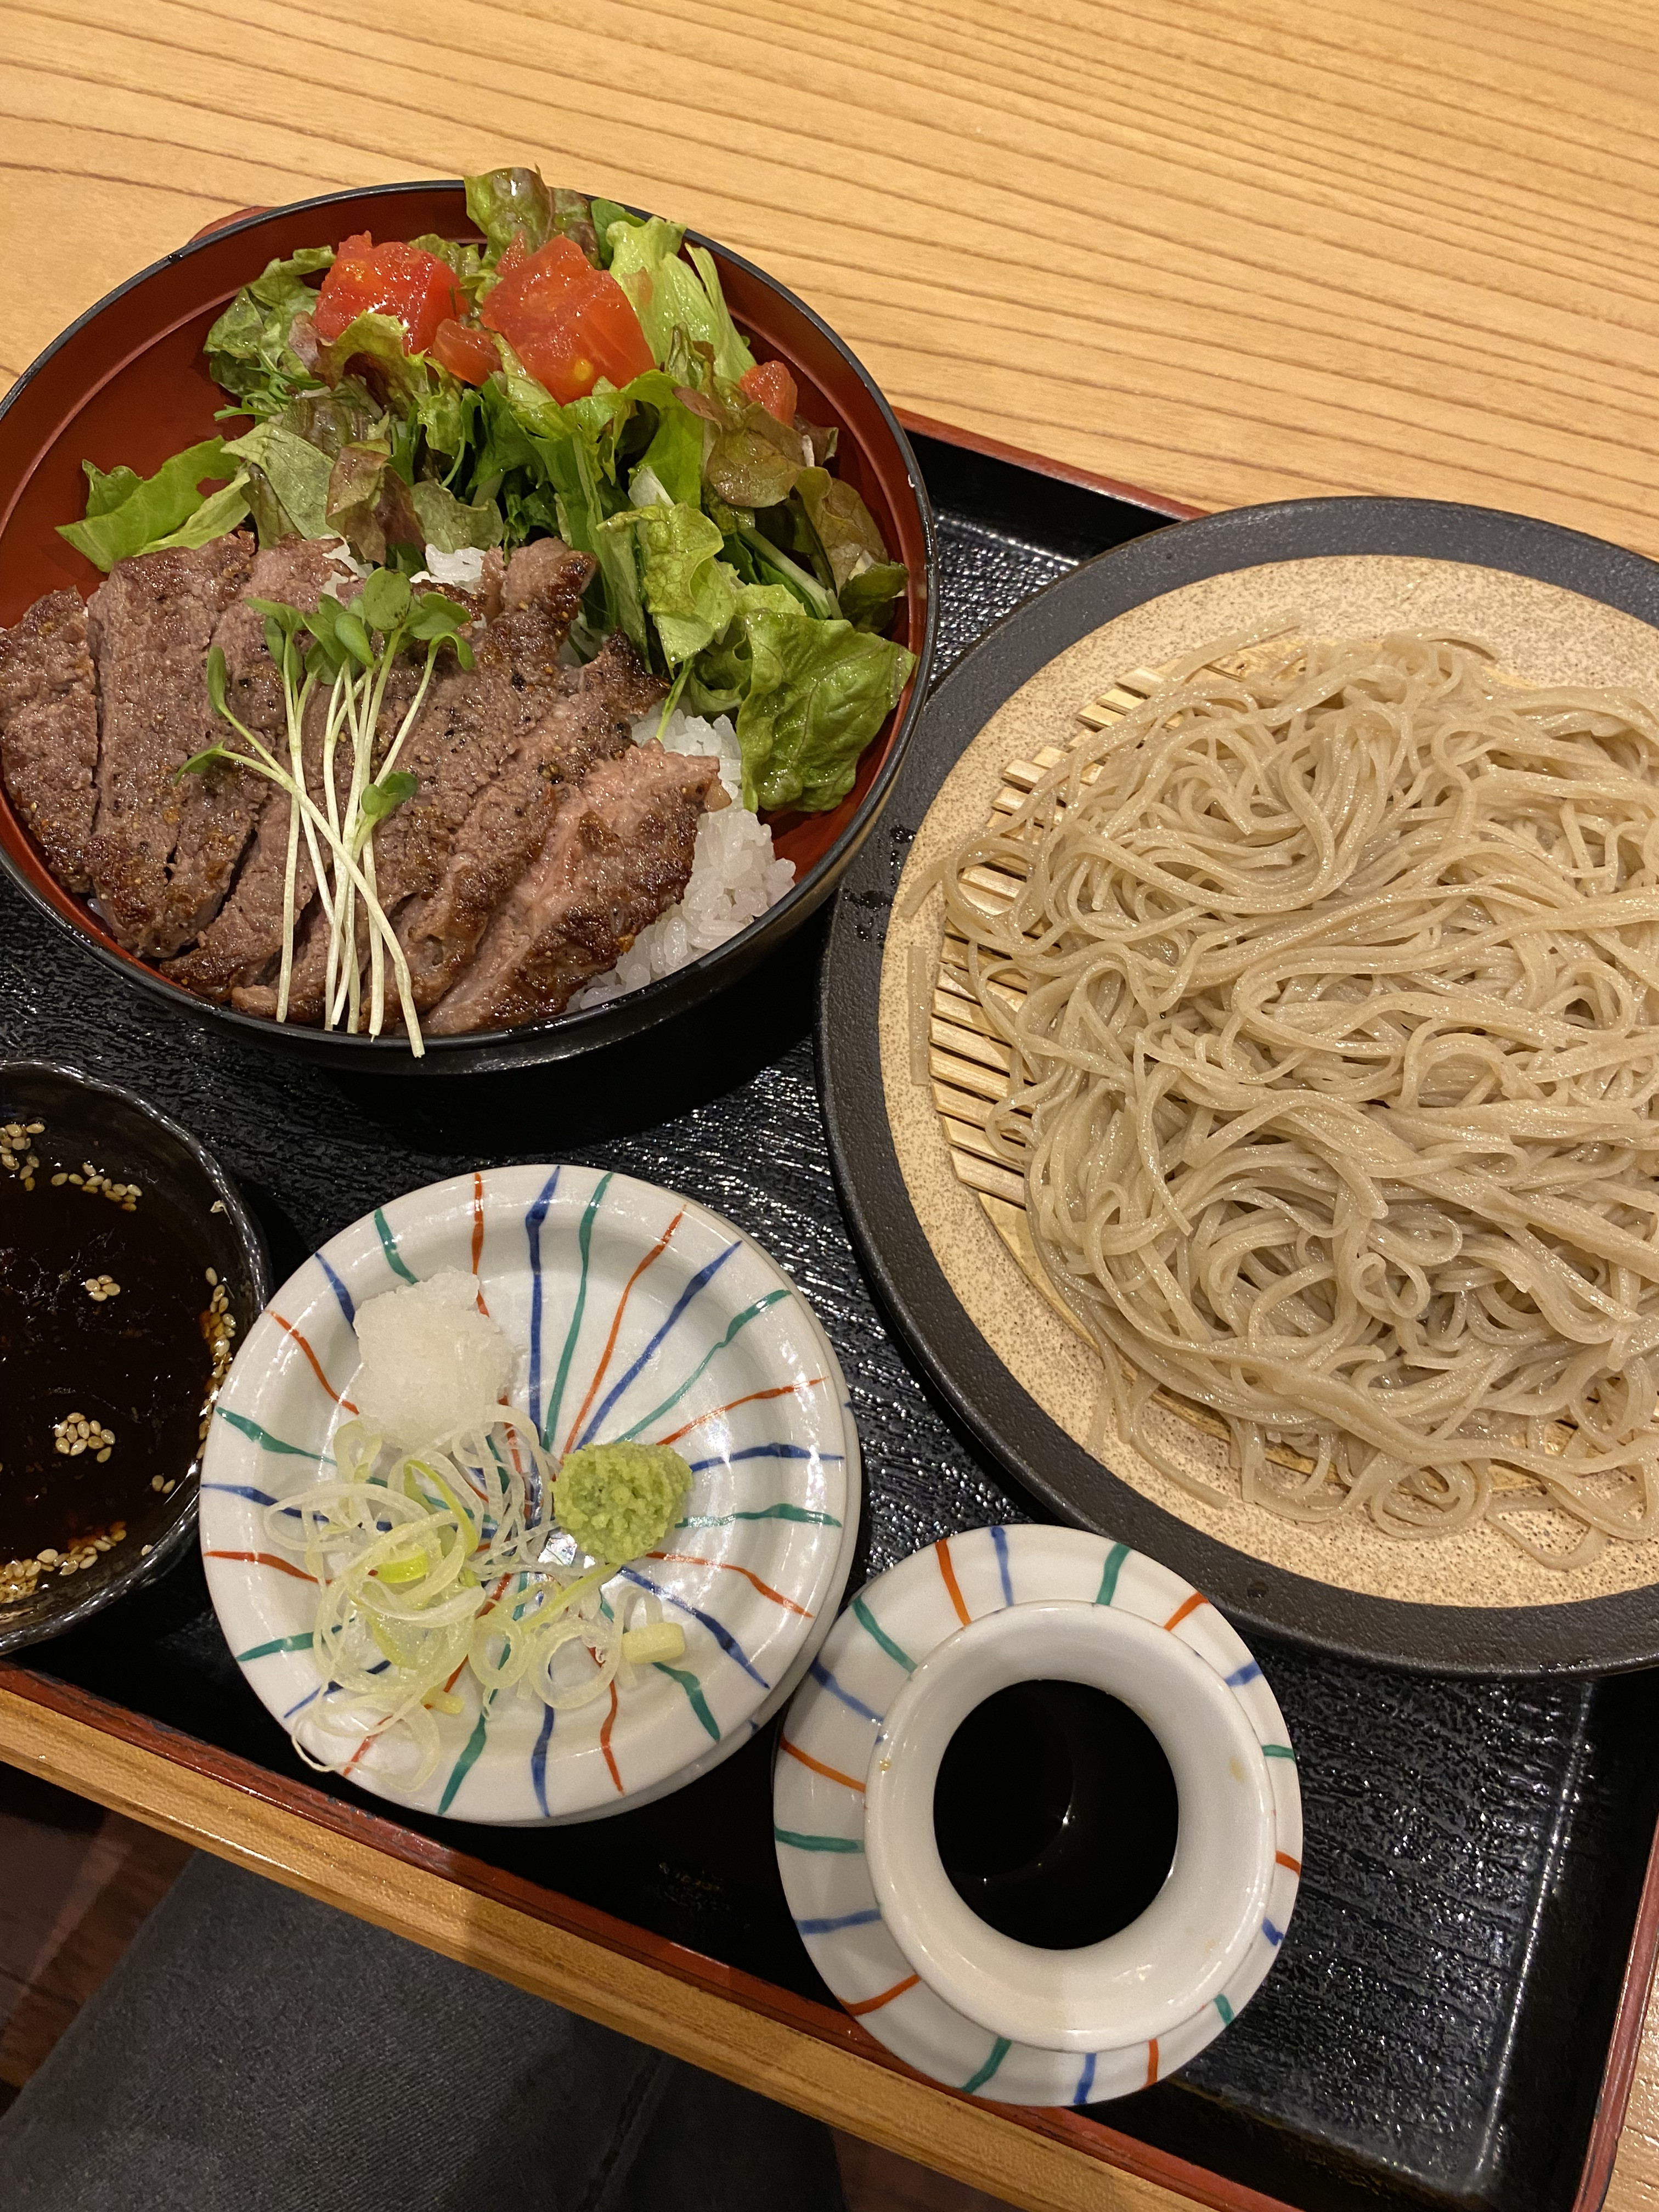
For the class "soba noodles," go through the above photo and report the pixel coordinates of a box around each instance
[936,631,1659,1567]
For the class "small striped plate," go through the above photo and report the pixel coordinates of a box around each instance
[201,1164,859,1824]
[773,1525,1299,2105]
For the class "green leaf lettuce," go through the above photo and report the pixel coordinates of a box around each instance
[600,501,738,667]
[464,167,600,268]
[607,218,755,383]
[204,247,334,420]
[731,611,915,813]
[57,438,248,571]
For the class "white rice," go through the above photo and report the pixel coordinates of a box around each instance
[415,544,487,590]
[573,709,795,1008]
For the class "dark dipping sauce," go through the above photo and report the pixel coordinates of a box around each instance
[0,1148,223,1574]
[933,1679,1180,1950]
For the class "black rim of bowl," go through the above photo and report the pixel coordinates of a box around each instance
[819,493,1659,1676]
[0,1057,272,1654]
[0,181,940,1073]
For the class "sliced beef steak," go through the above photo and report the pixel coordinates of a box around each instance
[0,590,99,891]
[232,545,596,1024]
[427,742,723,1035]
[167,537,349,957]
[500,537,583,613]
[397,635,667,1013]
[86,533,253,955]
[161,539,357,1003]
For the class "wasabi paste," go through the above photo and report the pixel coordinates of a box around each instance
[556,1441,692,1565]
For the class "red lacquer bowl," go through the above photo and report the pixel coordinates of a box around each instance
[0,183,937,1072]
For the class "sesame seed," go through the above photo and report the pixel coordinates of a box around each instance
[205,1267,218,1286]
[50,1172,67,1186]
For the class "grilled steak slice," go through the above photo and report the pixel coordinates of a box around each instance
[435,548,504,625]
[0,590,99,891]
[574,629,678,722]
[179,656,424,1012]
[232,545,596,1024]
[161,539,358,1003]
[427,742,723,1036]
[335,543,593,914]
[86,534,253,955]
[501,537,580,611]
[397,635,667,1012]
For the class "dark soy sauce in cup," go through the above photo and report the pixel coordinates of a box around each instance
[932,1679,1179,1950]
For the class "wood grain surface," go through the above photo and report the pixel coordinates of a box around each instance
[4,2,1659,2199]
[1612,1995,1659,2212]
[0,1680,1290,2212]
[4,0,1659,553]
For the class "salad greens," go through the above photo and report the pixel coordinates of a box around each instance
[59,165,915,817]
[59,438,252,570]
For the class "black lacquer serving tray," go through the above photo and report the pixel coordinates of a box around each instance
[2,431,1654,2212]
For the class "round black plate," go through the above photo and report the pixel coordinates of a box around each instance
[818,495,1659,1675]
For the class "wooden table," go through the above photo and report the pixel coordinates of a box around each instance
[5,3,1659,2204]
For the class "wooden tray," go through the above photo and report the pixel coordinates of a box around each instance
[3,422,1658,2212]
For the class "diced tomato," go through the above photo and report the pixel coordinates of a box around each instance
[738,359,799,426]
[481,235,654,404]
[431,318,501,386]
[314,234,465,356]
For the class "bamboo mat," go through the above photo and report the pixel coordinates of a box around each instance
[878,554,1659,1610]
[922,641,1329,1479]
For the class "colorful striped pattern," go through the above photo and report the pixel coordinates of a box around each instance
[1096,1542,1130,1605]
[990,1524,1014,1606]
[962,2038,1012,2096]
[851,1596,914,1673]
[780,1737,864,1793]
[269,1313,357,1412]
[679,1505,842,1530]
[213,1409,329,1463]
[771,1523,1301,2108]
[845,1976,918,2017]
[808,1656,881,1724]
[543,1172,608,1451]
[797,1908,882,1936]
[616,1289,794,1444]
[204,1549,315,1583]
[648,1553,812,1616]
[374,1207,416,1285]
[208,1162,852,1825]
[315,1252,355,1326]
[571,1235,741,1449]
[935,1537,970,1626]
